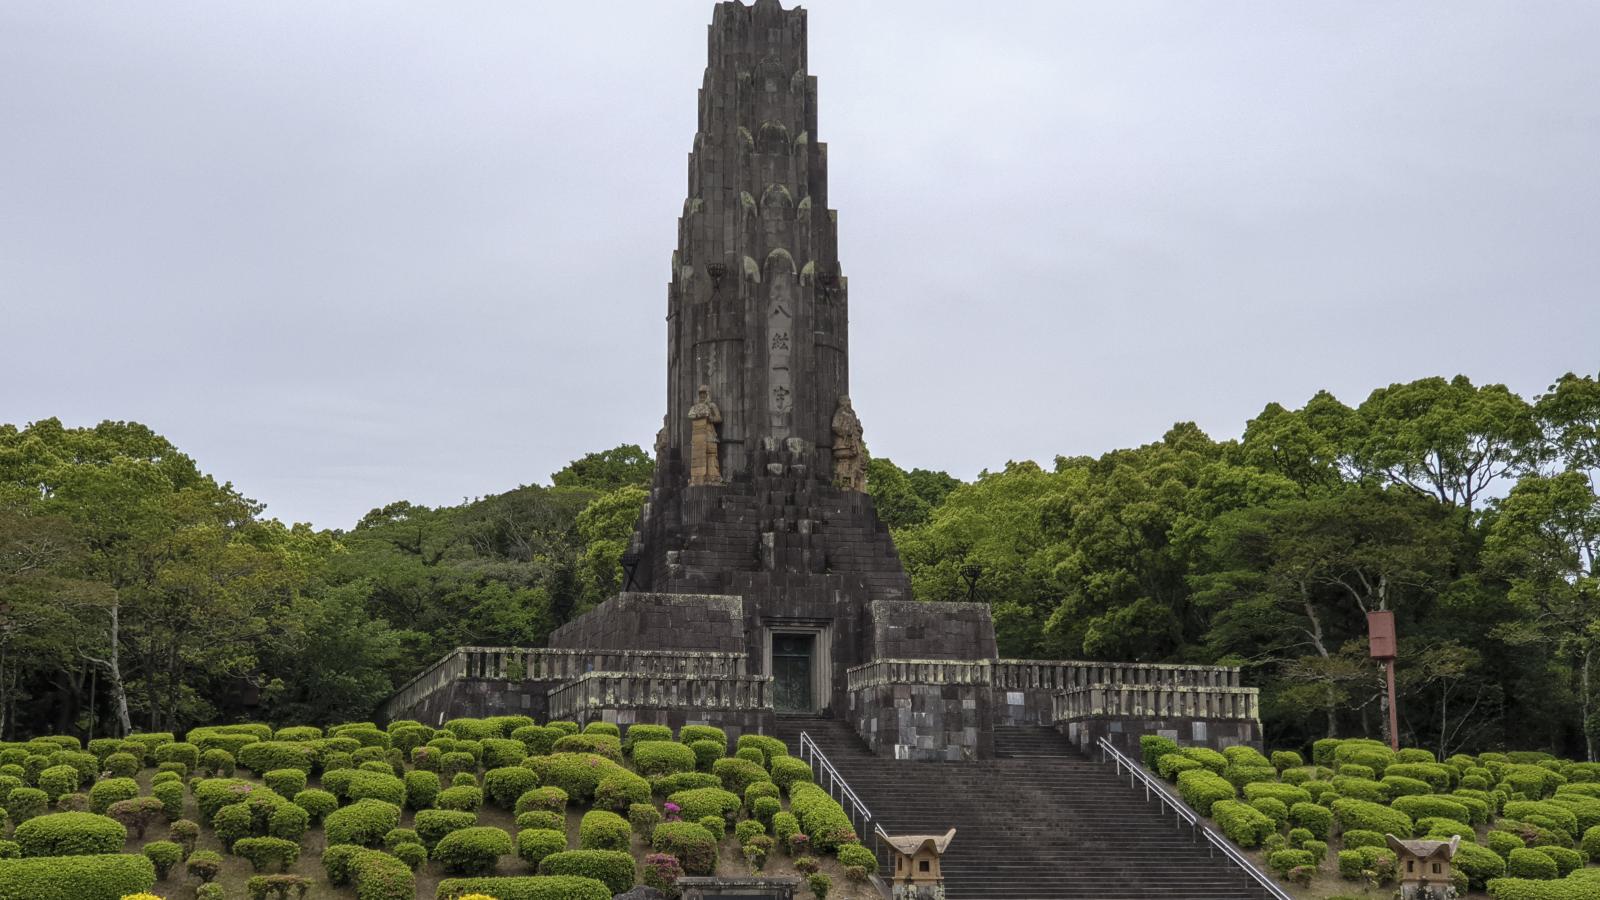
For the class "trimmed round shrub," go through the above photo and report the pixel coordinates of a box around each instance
[1289,801,1332,840]
[736,747,765,767]
[345,770,407,807]
[441,751,478,777]
[1159,754,1202,781]
[679,724,726,749]
[105,797,164,839]
[745,781,781,810]
[438,785,485,812]
[1393,795,1471,825]
[1418,816,1474,840]
[54,792,89,813]
[713,757,771,797]
[414,809,479,850]
[770,756,814,793]
[1541,845,1584,876]
[583,722,621,738]
[325,799,401,848]
[789,782,857,851]
[1386,761,1455,792]
[432,826,513,876]
[1140,735,1178,770]
[517,786,568,815]
[292,788,338,823]
[593,774,650,813]
[151,781,184,822]
[623,724,674,754]
[652,821,717,876]
[1333,798,1413,837]
[634,742,697,778]
[394,841,428,870]
[0,852,156,899]
[481,738,528,770]
[450,772,479,788]
[1506,801,1580,838]
[736,734,787,767]
[435,875,613,900]
[142,839,182,879]
[1211,800,1274,848]
[1451,841,1507,890]
[752,796,781,826]
[155,743,199,771]
[668,787,741,824]
[552,734,622,761]
[525,753,635,805]
[1267,848,1314,876]
[168,819,199,857]
[539,849,635,894]
[579,810,630,851]
[1342,829,1386,849]
[516,827,568,869]
[1270,750,1304,771]
[405,769,442,811]
[238,741,314,775]
[1505,847,1558,880]
[212,803,255,851]
[263,769,307,798]
[352,849,415,900]
[199,749,236,777]
[1177,769,1236,816]
[15,812,127,857]
[188,848,225,882]
[512,726,563,757]
[484,767,540,810]
[736,819,767,845]
[1493,829,1530,858]
[87,778,137,815]
[1249,796,1288,828]
[653,772,723,796]
[267,802,308,843]
[234,835,300,873]
[631,803,663,837]
[517,810,565,832]
[1180,746,1228,773]
[102,752,139,779]
[689,739,723,773]
[36,765,79,802]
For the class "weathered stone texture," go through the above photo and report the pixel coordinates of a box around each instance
[548,592,746,654]
[868,601,997,661]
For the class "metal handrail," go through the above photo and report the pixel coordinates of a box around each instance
[1095,738,1292,900]
[797,732,887,867]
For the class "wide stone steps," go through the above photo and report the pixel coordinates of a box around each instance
[772,717,1271,900]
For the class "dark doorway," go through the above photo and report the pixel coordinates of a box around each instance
[771,633,815,713]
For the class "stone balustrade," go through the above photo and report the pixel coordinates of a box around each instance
[382,646,747,721]
[845,659,993,692]
[991,659,1240,692]
[546,671,773,721]
[1053,683,1260,723]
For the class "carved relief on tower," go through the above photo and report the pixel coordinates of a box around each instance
[687,384,723,486]
[765,251,798,438]
[832,395,867,492]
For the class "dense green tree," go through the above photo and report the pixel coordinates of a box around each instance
[551,445,653,492]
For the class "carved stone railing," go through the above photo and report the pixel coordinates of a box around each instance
[992,659,1240,692]
[546,671,773,721]
[382,646,748,721]
[1053,683,1260,723]
[844,659,992,692]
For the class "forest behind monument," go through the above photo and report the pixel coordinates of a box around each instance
[2,371,1597,759]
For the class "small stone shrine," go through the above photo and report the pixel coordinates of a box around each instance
[883,829,955,900]
[382,0,1261,765]
[1386,834,1460,900]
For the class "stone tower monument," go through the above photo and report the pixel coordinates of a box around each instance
[548,0,996,716]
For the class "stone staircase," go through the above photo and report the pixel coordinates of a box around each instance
[773,717,1274,900]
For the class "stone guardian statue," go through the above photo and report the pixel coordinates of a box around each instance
[832,395,867,491]
[687,385,723,485]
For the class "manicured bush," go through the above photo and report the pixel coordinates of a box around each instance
[1140,735,1178,770]
[1249,796,1288,828]
[516,828,568,869]
[344,770,407,808]
[292,788,338,823]
[1506,847,1559,880]
[238,741,315,775]
[736,734,788,767]
[1541,845,1584,876]
[552,734,622,761]
[789,782,857,850]
[517,811,565,832]
[199,749,236,777]
[106,797,164,839]
[435,875,614,900]
[1267,848,1315,876]
[102,751,140,780]
[168,819,199,857]
[579,810,631,851]
[1494,829,1531,858]
[1332,798,1413,838]
[1387,761,1456,792]
[713,757,773,797]
[36,765,78,802]
[87,777,137,814]
[668,787,741,823]
[267,802,308,843]
[736,818,768,845]
[142,840,182,879]
[1178,746,1228,773]
[187,848,225,882]
[512,726,563,757]
[352,849,415,900]
[582,721,620,737]
[1333,776,1387,802]
[623,724,674,754]
[679,724,726,749]
[483,767,540,810]
[689,739,723,773]
[594,774,651,812]
[234,836,300,873]
[14,811,127,857]
[263,769,307,798]
[753,796,782,827]
[438,785,485,812]
[213,803,256,851]
[1288,801,1332,840]
[1157,754,1201,781]
[1392,794,1471,825]
[525,753,636,805]
[771,756,815,793]
[1211,799,1275,848]
[440,752,478,778]
[517,786,568,815]
[634,741,697,778]
[1506,801,1580,839]
[1176,769,1236,816]
[630,803,663,838]
[414,809,479,850]
[481,738,527,770]
[653,772,723,795]
[1418,816,1474,840]
[1451,791,1492,825]
[0,852,156,899]
[652,821,718,876]
[402,769,440,811]
[325,799,402,848]
[432,826,513,876]
[745,781,781,810]
[1270,750,1304,771]
[539,849,635,894]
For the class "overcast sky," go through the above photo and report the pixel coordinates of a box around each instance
[3,2,1597,529]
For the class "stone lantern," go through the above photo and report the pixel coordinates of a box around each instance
[883,828,956,900]
[1386,834,1460,899]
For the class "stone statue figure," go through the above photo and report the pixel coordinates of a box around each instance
[653,414,669,462]
[687,385,723,485]
[832,395,867,491]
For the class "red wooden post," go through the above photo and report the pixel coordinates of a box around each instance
[1368,611,1399,752]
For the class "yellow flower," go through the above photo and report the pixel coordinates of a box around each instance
[121,895,165,900]
[455,895,498,900]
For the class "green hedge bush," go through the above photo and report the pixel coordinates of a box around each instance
[1140,735,1178,770]
[633,742,697,778]
[0,852,156,900]
[237,741,314,775]
[14,812,127,857]
[1391,794,1471,824]
[435,875,613,900]
[770,756,814,793]
[668,787,741,823]
[578,810,630,852]
[87,778,137,815]
[652,821,717,876]
[263,768,307,798]
[1177,769,1235,816]
[481,738,527,770]
[325,799,401,848]
[1506,847,1559,880]
[713,757,771,796]
[1242,782,1312,807]
[736,734,788,767]
[483,767,540,810]
[1288,801,1332,840]
[432,826,512,876]
[516,828,568,869]
[789,782,857,850]
[516,811,565,833]
[36,765,78,802]
[1211,800,1275,848]
[405,770,441,810]
[1452,841,1508,889]
[438,785,484,812]
[292,789,337,823]
[1332,798,1413,837]
[234,836,300,873]
[539,849,636,894]
[414,809,479,851]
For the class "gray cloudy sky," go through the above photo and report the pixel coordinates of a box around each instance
[3,2,1597,529]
